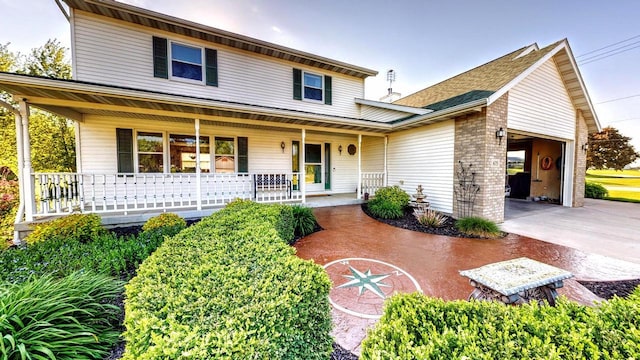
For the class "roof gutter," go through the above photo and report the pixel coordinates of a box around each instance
[391,98,488,130]
[0,73,393,131]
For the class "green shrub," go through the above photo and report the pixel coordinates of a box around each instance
[455,216,502,238]
[368,186,410,219]
[142,212,186,236]
[373,185,411,207]
[0,179,19,249]
[123,200,332,359]
[0,229,167,283]
[585,182,608,199]
[26,213,106,245]
[362,291,640,359]
[0,272,122,360]
[414,208,447,227]
[291,205,317,239]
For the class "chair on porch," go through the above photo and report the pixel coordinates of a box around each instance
[253,174,292,200]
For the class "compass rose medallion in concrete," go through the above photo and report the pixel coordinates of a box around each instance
[324,258,422,319]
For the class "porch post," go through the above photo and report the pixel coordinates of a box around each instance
[195,118,202,211]
[357,134,362,200]
[19,100,35,221]
[384,135,388,186]
[301,128,306,204]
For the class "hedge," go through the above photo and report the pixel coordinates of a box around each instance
[361,291,640,359]
[123,200,332,359]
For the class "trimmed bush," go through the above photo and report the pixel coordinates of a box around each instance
[362,291,640,359]
[455,216,501,238]
[26,213,106,245]
[0,229,167,283]
[291,205,317,239]
[368,186,410,219]
[585,182,608,199]
[142,212,186,236]
[0,272,122,360]
[123,200,332,359]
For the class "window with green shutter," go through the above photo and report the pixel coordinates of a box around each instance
[293,68,332,104]
[153,36,218,86]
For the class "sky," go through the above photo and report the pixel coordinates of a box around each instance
[1,0,639,154]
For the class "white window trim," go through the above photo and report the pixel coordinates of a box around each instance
[168,40,206,85]
[134,130,166,174]
[214,136,238,173]
[302,71,324,103]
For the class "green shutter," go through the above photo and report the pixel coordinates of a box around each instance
[324,75,332,105]
[324,143,331,189]
[205,48,218,87]
[152,36,168,79]
[116,128,134,173]
[293,68,302,100]
[238,137,248,173]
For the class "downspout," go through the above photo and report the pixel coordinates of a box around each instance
[0,100,25,244]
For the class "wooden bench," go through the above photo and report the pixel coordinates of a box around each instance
[253,174,292,199]
[459,257,573,306]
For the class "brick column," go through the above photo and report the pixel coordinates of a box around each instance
[573,110,588,207]
[453,93,508,223]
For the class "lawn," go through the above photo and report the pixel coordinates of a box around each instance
[586,169,640,202]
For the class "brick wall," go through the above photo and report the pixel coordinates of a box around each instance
[573,110,588,207]
[453,93,508,222]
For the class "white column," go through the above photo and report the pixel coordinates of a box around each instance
[384,135,388,187]
[357,134,362,200]
[301,128,306,204]
[19,101,35,221]
[195,118,202,211]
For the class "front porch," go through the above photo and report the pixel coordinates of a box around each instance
[14,171,384,236]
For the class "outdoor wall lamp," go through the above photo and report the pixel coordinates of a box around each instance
[280,141,285,153]
[338,145,343,155]
[496,127,505,145]
[581,143,588,152]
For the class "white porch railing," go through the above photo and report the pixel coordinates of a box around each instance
[361,172,385,196]
[33,172,301,217]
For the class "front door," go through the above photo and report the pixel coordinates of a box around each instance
[305,143,324,192]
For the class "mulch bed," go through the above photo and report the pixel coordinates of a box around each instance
[360,203,502,239]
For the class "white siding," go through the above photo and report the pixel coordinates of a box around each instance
[361,136,385,172]
[72,11,364,118]
[386,121,455,213]
[360,105,411,122]
[78,116,367,193]
[508,59,575,140]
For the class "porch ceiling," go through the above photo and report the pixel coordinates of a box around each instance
[0,73,391,136]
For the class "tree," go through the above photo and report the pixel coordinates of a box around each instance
[0,40,76,174]
[587,127,639,170]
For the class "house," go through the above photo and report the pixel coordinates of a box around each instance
[0,0,599,240]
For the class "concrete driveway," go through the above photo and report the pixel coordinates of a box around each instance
[502,198,640,264]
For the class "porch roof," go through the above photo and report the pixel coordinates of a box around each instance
[0,72,393,135]
[62,0,377,79]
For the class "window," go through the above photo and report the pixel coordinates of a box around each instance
[137,132,164,173]
[303,72,323,101]
[215,137,235,173]
[171,42,203,82]
[170,134,210,173]
[292,68,332,104]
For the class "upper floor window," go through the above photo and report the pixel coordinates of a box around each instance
[153,36,218,86]
[171,42,203,82]
[303,72,323,101]
[293,68,332,105]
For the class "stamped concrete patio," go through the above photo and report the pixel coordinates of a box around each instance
[294,204,640,355]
